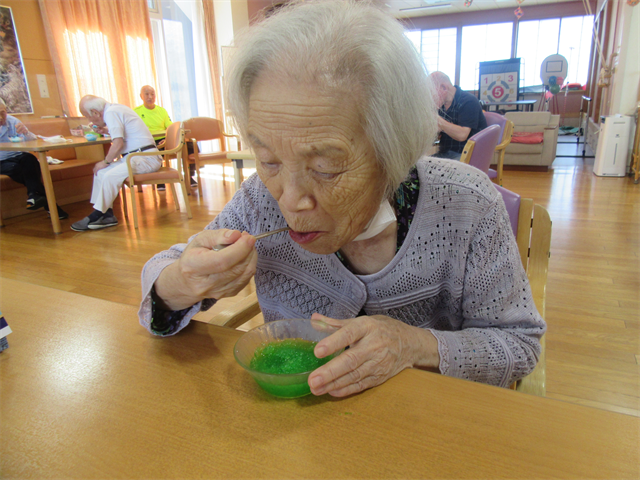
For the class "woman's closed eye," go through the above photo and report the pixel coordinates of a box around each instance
[312,169,340,180]
[258,159,280,172]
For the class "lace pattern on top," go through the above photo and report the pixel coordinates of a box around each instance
[139,158,546,387]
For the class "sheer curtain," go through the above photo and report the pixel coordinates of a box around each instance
[39,0,157,116]
[202,0,223,122]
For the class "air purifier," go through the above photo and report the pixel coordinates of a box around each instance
[593,115,633,177]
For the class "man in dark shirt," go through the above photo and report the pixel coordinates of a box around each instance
[430,71,487,160]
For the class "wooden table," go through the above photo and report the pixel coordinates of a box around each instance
[227,148,256,190]
[482,99,537,112]
[1,276,638,479]
[0,136,112,233]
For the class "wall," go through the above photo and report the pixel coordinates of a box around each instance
[2,0,63,121]
[586,0,639,158]
[400,1,597,30]
[607,0,639,117]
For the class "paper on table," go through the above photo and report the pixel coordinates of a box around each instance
[38,135,71,144]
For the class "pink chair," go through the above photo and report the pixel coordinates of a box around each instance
[484,112,514,186]
[459,124,502,175]
[493,184,552,396]
[493,184,520,237]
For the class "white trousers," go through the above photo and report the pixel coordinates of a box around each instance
[91,155,161,213]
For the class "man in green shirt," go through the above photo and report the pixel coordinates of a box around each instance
[134,85,177,190]
[133,85,198,188]
[134,85,172,144]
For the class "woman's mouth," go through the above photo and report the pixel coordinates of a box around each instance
[289,230,321,244]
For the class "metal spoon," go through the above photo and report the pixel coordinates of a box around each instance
[212,226,291,251]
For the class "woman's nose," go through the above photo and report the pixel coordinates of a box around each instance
[278,176,315,213]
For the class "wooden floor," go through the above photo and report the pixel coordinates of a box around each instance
[1,154,638,417]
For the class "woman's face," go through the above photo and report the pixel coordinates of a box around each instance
[247,74,385,255]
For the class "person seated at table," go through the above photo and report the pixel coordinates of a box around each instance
[0,98,68,220]
[135,85,200,189]
[430,71,487,161]
[134,85,172,146]
[134,85,172,190]
[71,95,161,231]
[139,0,545,395]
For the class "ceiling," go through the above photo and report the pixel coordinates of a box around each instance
[377,0,580,18]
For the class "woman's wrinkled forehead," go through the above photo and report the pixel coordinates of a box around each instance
[250,66,366,118]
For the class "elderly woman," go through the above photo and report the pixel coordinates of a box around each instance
[140,0,545,396]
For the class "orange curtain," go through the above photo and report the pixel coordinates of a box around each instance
[39,0,157,116]
[202,0,223,121]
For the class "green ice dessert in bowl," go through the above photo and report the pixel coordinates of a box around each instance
[234,318,342,398]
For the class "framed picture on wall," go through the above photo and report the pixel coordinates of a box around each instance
[0,5,33,114]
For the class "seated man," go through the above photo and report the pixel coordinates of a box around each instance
[134,85,173,191]
[134,85,172,146]
[134,85,197,188]
[430,71,487,160]
[0,98,68,220]
[71,95,161,231]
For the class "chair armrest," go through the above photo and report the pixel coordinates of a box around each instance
[206,292,261,329]
[222,132,242,151]
[123,142,182,168]
[495,138,510,151]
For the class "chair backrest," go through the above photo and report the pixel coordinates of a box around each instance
[460,124,502,174]
[164,121,183,152]
[494,184,551,277]
[182,117,224,142]
[493,184,520,238]
[494,185,552,397]
[484,111,507,140]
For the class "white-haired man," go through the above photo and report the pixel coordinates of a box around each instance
[71,95,161,231]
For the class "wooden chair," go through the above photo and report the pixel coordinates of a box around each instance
[484,112,514,186]
[120,121,192,229]
[0,209,4,227]
[182,117,241,197]
[494,185,552,396]
[459,124,502,175]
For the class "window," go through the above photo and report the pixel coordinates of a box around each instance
[558,16,594,87]
[421,28,457,79]
[149,1,216,121]
[63,31,119,106]
[460,23,513,91]
[405,28,456,79]
[517,15,594,87]
[517,19,560,88]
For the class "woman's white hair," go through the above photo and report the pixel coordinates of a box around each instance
[226,0,438,196]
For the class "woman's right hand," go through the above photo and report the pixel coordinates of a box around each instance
[154,229,258,311]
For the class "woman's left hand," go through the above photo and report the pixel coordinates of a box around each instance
[307,313,440,397]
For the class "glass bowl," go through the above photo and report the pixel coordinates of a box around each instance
[234,318,341,398]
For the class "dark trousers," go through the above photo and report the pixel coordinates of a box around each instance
[0,153,45,197]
